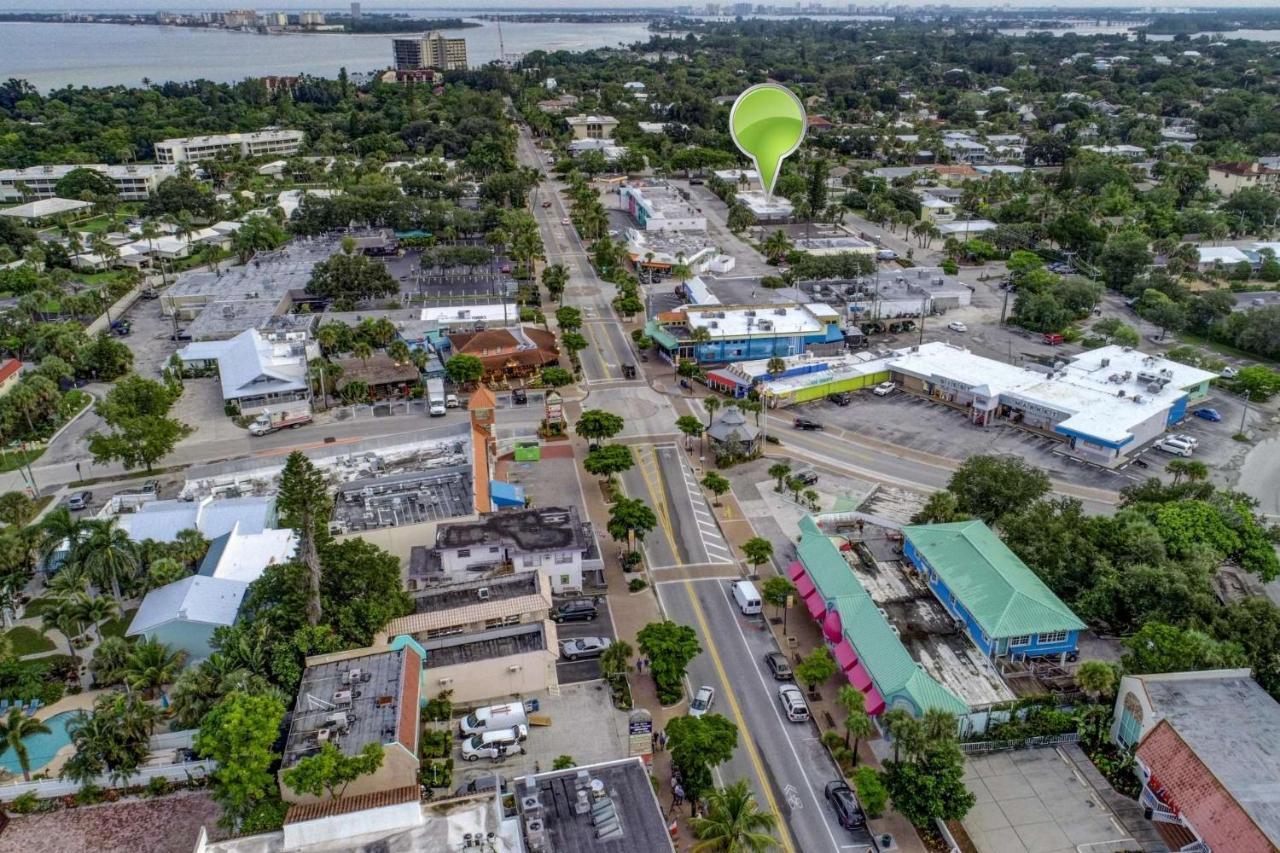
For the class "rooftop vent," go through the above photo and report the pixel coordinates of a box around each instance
[477,587,490,600]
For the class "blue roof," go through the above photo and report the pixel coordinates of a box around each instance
[490,480,526,507]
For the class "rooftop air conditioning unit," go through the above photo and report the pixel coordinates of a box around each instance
[438,676,453,686]
[774,308,787,315]
[708,321,718,328]
[1133,395,1144,403]
[1117,390,1126,398]
[477,587,490,600]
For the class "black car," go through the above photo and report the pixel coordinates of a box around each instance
[764,651,793,681]
[793,418,823,431]
[825,781,867,829]
[794,468,819,486]
[512,388,528,405]
[828,392,851,406]
[551,599,598,623]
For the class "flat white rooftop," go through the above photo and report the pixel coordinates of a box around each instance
[736,191,793,216]
[684,303,832,338]
[419,303,519,325]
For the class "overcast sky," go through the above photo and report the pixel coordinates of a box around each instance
[0,2,1260,12]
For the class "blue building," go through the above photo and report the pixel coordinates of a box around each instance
[902,521,1086,662]
[645,302,846,365]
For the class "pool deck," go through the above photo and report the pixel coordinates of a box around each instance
[0,689,116,784]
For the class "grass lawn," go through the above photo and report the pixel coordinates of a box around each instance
[1176,331,1279,367]
[100,608,136,640]
[0,446,44,473]
[4,625,55,656]
[59,389,92,421]
[21,596,56,619]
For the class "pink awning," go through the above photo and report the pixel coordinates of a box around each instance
[823,608,843,643]
[833,639,858,672]
[805,594,826,619]
[846,661,873,692]
[794,573,816,600]
[788,561,805,581]
[863,685,886,716]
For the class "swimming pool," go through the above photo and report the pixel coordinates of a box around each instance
[0,711,78,776]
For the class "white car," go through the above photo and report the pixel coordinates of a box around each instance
[559,637,609,661]
[689,686,715,718]
[561,217,571,226]
[1155,437,1194,457]
[1220,366,1238,379]
[872,381,896,397]
[778,684,810,722]
[947,321,968,333]
[1169,433,1199,449]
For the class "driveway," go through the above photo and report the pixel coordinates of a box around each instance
[554,595,616,685]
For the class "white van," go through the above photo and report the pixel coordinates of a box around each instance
[462,725,528,762]
[732,580,763,616]
[1155,437,1193,457]
[460,702,529,737]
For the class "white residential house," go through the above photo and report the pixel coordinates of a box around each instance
[177,328,313,410]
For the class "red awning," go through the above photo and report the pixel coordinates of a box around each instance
[788,561,805,582]
[846,661,873,692]
[863,685,886,716]
[805,594,826,620]
[794,573,816,600]
[833,639,858,672]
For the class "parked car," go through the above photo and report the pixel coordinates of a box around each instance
[794,468,819,486]
[65,490,93,511]
[1155,437,1194,457]
[690,686,715,718]
[1220,366,1239,379]
[777,684,810,722]
[793,417,823,431]
[561,217,571,226]
[825,780,867,829]
[764,651,793,681]
[512,388,528,406]
[828,392,851,406]
[110,320,130,337]
[169,330,192,342]
[876,248,898,261]
[872,381,896,397]
[550,599,598,623]
[1194,408,1223,422]
[541,201,552,209]
[1042,332,1064,346]
[461,726,528,762]
[1169,433,1199,449]
[947,321,968,333]
[141,480,160,494]
[560,637,609,661]
[140,288,159,300]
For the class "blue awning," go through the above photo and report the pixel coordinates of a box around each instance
[490,480,526,507]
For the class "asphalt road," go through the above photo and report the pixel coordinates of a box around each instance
[618,442,734,571]
[515,126,638,385]
[658,579,875,853]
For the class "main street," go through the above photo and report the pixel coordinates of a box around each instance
[514,125,638,385]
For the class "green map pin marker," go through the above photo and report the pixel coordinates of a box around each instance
[729,83,807,199]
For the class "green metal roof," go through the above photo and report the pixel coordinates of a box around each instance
[902,521,1086,639]
[644,319,679,351]
[798,517,967,716]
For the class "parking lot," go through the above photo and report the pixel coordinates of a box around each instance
[962,747,1137,853]
[554,595,616,685]
[450,683,630,788]
[119,292,183,379]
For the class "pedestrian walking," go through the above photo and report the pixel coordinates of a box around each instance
[659,730,668,751]
[673,783,685,807]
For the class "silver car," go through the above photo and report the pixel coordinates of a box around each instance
[560,637,609,661]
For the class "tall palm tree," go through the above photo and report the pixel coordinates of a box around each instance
[703,395,720,429]
[122,638,187,699]
[171,528,209,569]
[67,591,117,647]
[691,780,779,851]
[0,708,52,782]
[76,520,139,604]
[39,507,85,568]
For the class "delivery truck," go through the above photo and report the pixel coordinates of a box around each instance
[427,378,446,416]
[248,404,313,436]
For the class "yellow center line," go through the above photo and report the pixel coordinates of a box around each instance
[683,580,797,853]
[636,446,682,563]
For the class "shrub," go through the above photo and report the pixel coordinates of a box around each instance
[75,784,105,806]
[10,792,39,814]
[420,728,452,759]
[853,766,889,818]
[628,577,648,592]
[145,776,170,798]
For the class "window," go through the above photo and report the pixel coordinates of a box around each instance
[523,554,544,567]
[1006,634,1031,647]
[559,574,571,587]
[1118,693,1144,747]
[484,614,520,629]
[425,625,465,640]
[1037,630,1068,645]
[555,552,574,565]
[488,546,500,554]
[457,549,471,558]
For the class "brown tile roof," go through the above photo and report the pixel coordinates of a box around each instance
[397,646,422,755]
[1213,161,1279,176]
[449,327,559,372]
[1136,720,1276,853]
[935,164,979,177]
[333,354,421,389]
[284,785,419,824]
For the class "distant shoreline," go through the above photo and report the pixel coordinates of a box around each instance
[0,14,483,36]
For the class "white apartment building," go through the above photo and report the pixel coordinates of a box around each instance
[392,32,468,71]
[565,114,619,140]
[154,130,304,164]
[0,163,178,201]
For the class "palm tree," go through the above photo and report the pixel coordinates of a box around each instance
[352,341,373,364]
[0,707,51,782]
[1166,458,1209,485]
[691,779,779,851]
[837,685,875,764]
[122,638,187,699]
[67,591,117,647]
[598,640,633,683]
[703,395,720,429]
[76,520,139,604]
[761,230,792,262]
[171,528,210,569]
[1076,660,1117,701]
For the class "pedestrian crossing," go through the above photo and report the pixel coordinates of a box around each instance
[668,446,735,566]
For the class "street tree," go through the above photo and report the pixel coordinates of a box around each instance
[583,444,634,482]
[283,742,384,800]
[1165,459,1209,485]
[1231,365,1280,402]
[760,575,793,621]
[444,354,485,387]
[691,779,778,851]
[675,415,705,451]
[562,331,589,363]
[1098,229,1153,292]
[837,686,875,762]
[853,767,889,819]
[636,620,701,705]
[701,471,730,507]
[276,452,332,626]
[666,712,738,814]
[540,366,574,387]
[87,416,193,473]
[607,496,657,555]
[742,537,774,572]
[196,692,287,830]
[575,408,625,443]
[795,646,838,698]
[555,306,583,331]
[767,462,792,493]
[883,735,974,827]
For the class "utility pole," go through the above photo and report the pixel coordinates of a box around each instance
[1239,389,1253,436]
[918,294,927,346]
[999,279,1011,325]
